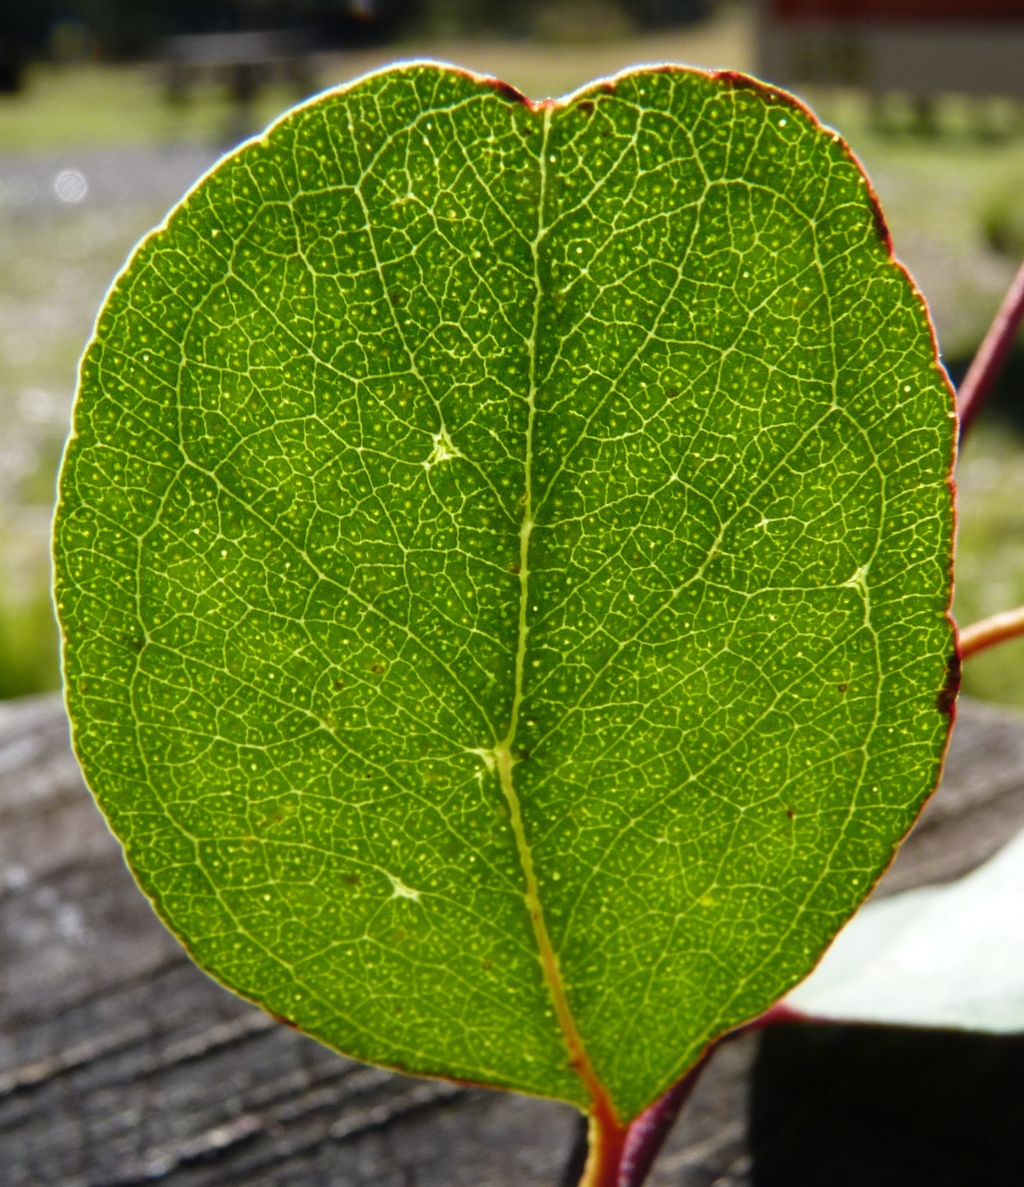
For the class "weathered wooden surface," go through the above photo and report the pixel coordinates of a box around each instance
[3,694,1024,1186]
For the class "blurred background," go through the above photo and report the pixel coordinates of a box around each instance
[0,0,1023,706]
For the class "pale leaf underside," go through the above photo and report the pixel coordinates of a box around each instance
[787,823,1024,1032]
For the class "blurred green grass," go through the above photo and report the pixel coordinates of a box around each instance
[0,12,753,153]
[2,5,1024,709]
[955,421,1024,708]
[0,578,60,699]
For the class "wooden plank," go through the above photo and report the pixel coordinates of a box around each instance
[3,693,1023,1185]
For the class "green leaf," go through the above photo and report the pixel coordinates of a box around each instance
[53,62,956,1124]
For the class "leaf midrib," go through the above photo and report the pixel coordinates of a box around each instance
[487,100,618,1125]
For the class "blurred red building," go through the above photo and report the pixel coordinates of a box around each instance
[758,0,1024,97]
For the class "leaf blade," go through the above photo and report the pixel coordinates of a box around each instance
[54,62,956,1122]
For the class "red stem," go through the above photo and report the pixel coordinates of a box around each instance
[616,1049,713,1187]
[579,1109,629,1187]
[604,1003,807,1186]
[959,605,1024,658]
[957,254,1024,438]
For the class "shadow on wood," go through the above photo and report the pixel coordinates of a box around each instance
[751,1023,1024,1187]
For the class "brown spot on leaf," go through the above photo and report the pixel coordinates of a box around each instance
[489,77,531,106]
[508,561,521,575]
[715,70,772,96]
[481,959,493,971]
[868,197,893,253]
[837,682,848,693]
[937,651,961,716]
[333,678,345,690]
